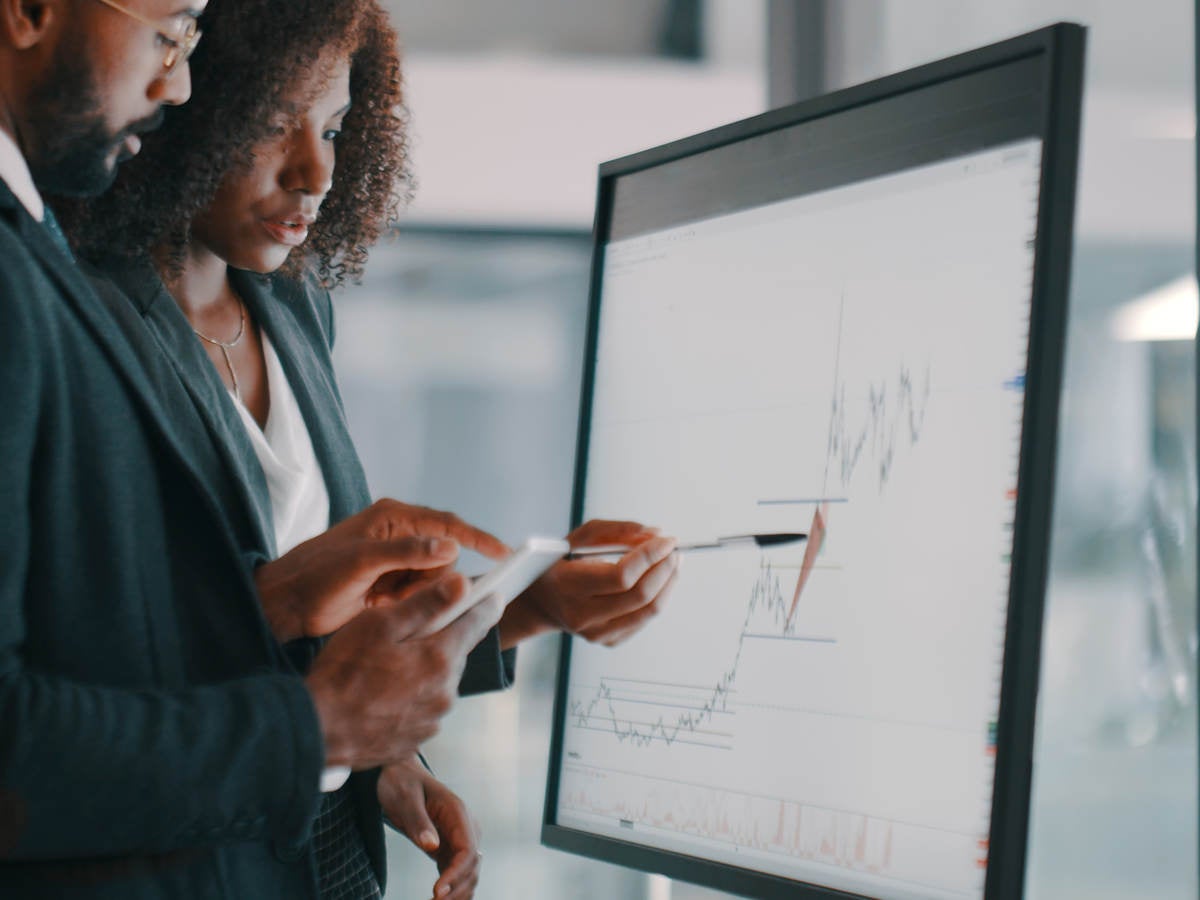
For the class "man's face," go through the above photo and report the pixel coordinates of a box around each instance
[25,0,205,196]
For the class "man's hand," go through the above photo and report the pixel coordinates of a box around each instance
[255,498,510,642]
[378,757,481,900]
[498,520,680,649]
[304,573,503,770]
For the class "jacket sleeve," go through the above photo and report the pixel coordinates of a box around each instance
[0,671,326,859]
[0,253,325,861]
[458,627,517,696]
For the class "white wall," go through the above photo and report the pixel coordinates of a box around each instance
[399,53,766,227]
[825,0,1195,242]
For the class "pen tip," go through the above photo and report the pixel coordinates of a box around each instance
[754,533,808,546]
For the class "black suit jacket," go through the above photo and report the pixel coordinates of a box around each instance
[0,182,330,899]
[88,257,517,891]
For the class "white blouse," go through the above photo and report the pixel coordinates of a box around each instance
[230,330,346,792]
[231,330,330,558]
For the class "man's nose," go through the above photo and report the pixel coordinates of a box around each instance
[148,61,192,108]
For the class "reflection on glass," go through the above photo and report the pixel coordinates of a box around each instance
[1025,244,1197,900]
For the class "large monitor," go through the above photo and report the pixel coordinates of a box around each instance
[542,25,1085,900]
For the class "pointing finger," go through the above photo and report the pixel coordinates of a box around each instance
[369,499,511,560]
[424,511,510,561]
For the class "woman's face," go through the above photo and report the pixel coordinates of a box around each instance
[191,60,352,273]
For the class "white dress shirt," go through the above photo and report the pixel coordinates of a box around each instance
[231,330,330,557]
[0,127,45,221]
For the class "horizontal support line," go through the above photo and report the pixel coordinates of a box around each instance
[568,720,733,739]
[578,696,736,714]
[591,677,736,692]
[761,563,843,571]
[586,689,728,704]
[567,726,732,751]
[741,633,837,643]
[757,498,849,505]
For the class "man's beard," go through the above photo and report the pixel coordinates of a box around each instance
[25,35,161,196]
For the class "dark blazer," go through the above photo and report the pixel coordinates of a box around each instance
[0,181,328,899]
[89,256,517,890]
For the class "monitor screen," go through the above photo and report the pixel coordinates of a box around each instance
[544,25,1084,900]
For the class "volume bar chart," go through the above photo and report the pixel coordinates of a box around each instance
[561,766,982,895]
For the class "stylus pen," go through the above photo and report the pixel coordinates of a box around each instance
[566,532,807,559]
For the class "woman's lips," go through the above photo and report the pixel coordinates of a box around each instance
[260,218,309,247]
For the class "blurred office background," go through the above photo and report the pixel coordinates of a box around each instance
[328,2,1198,897]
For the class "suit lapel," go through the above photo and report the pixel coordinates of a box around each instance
[9,195,226,517]
[233,270,371,523]
[1,184,283,663]
[97,259,278,558]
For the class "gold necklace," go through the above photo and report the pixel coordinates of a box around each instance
[191,297,248,402]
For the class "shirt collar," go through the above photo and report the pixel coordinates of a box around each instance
[0,127,45,222]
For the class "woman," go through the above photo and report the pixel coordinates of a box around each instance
[56,0,679,898]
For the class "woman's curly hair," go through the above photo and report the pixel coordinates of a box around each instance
[56,0,410,288]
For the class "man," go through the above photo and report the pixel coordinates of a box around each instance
[0,1,501,896]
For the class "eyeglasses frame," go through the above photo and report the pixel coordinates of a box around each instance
[89,0,202,77]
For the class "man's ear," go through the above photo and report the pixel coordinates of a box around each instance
[0,0,62,50]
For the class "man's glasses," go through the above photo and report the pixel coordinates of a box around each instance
[90,0,202,78]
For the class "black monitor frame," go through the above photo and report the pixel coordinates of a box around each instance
[1194,1,1200,886]
[543,24,1085,900]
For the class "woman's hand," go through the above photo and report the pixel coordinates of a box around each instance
[378,756,482,900]
[498,519,680,649]
[255,498,509,642]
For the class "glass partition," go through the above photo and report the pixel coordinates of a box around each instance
[818,5,1198,900]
